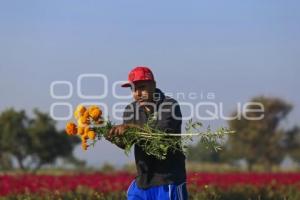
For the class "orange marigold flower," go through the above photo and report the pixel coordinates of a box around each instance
[74,105,87,119]
[94,119,104,125]
[88,131,96,140]
[83,110,89,118]
[88,105,102,120]
[79,116,90,125]
[81,133,89,140]
[81,134,88,141]
[65,122,77,135]
[77,119,85,128]
[81,142,88,151]
[84,126,90,134]
[77,127,85,135]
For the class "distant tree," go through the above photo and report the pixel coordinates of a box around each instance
[0,109,30,170]
[0,152,13,170]
[0,108,82,171]
[27,109,82,171]
[100,162,116,173]
[187,142,223,163]
[283,126,300,163]
[226,96,293,171]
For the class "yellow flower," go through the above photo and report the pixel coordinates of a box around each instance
[77,127,85,135]
[88,105,102,120]
[77,119,85,128]
[88,131,96,140]
[83,110,89,117]
[81,134,88,141]
[65,122,77,135]
[81,142,88,151]
[84,126,90,134]
[79,115,89,125]
[74,105,87,119]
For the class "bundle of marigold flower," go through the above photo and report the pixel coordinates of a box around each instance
[65,105,234,159]
[65,105,104,150]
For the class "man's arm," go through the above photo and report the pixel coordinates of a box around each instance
[106,124,130,149]
[106,104,136,149]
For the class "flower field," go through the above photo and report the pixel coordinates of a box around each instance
[0,172,299,200]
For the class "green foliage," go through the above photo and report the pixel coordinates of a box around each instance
[187,120,233,163]
[189,185,300,200]
[93,117,234,160]
[227,96,296,171]
[0,108,81,171]
[99,163,116,173]
[0,185,299,200]
[284,126,300,162]
[187,143,223,163]
[0,109,30,170]
[0,152,13,170]
[0,189,124,200]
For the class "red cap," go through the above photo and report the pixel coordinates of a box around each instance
[121,66,155,87]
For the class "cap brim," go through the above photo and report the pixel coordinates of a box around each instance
[121,80,156,88]
[121,82,132,87]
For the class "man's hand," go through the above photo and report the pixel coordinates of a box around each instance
[106,124,140,149]
[105,124,131,149]
[107,124,130,141]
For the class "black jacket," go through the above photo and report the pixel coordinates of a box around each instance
[123,88,186,189]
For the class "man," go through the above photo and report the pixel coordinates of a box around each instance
[108,66,188,200]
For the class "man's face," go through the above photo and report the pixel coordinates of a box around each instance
[131,80,156,106]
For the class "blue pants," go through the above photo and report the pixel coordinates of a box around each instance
[127,180,188,200]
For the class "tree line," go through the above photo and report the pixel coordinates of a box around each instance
[0,96,299,171]
[188,96,300,171]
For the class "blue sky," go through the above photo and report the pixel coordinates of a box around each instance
[0,0,299,167]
